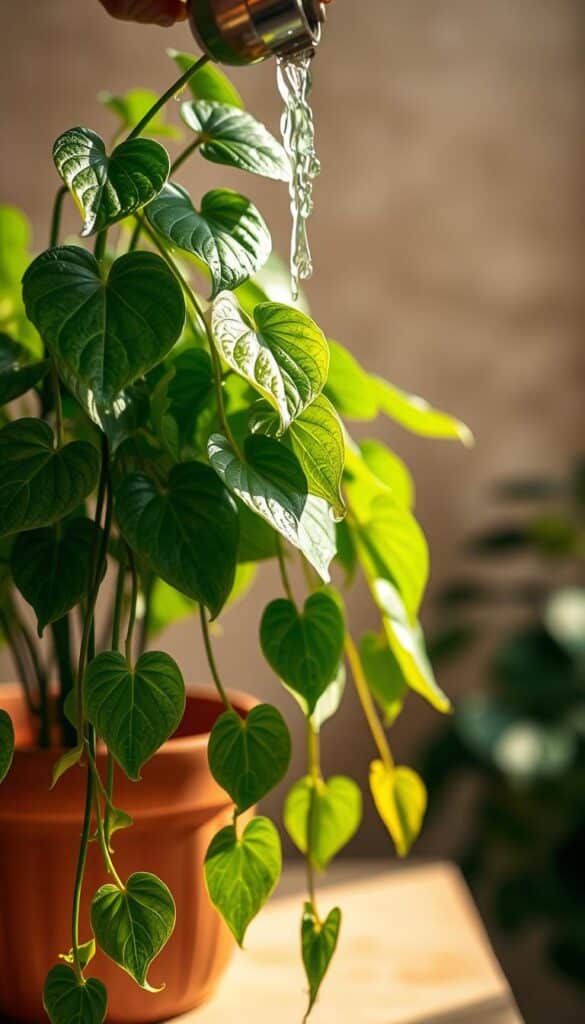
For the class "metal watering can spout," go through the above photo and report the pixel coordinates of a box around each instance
[186,0,331,66]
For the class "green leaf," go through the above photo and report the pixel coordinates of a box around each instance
[100,88,181,139]
[53,128,170,237]
[169,49,244,108]
[91,872,175,990]
[181,100,290,181]
[372,375,473,446]
[0,334,49,407]
[0,418,99,538]
[311,663,346,732]
[260,592,344,713]
[43,964,106,1024]
[51,745,83,789]
[58,938,96,970]
[0,709,14,784]
[284,775,362,868]
[115,461,238,618]
[204,816,282,946]
[302,903,341,1016]
[208,704,291,813]
[12,517,100,635]
[348,487,428,622]
[85,650,185,780]
[285,396,345,519]
[146,183,271,297]
[0,205,42,355]
[324,340,378,420]
[22,247,185,425]
[369,759,427,857]
[359,439,414,509]
[211,293,328,433]
[360,632,407,726]
[373,578,451,713]
[164,347,214,441]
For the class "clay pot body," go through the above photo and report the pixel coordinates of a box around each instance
[0,683,251,1023]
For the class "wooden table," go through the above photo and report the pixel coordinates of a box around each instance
[172,861,524,1024]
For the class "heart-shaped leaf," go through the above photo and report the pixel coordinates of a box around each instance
[302,903,341,1017]
[209,433,332,583]
[372,375,473,446]
[211,293,328,433]
[169,49,244,108]
[115,461,238,618]
[0,709,14,784]
[205,816,282,946]
[260,592,344,713]
[22,246,185,424]
[0,418,99,538]
[0,333,49,407]
[43,964,106,1024]
[284,775,362,868]
[53,128,169,237]
[373,578,451,713]
[85,650,185,780]
[181,100,289,181]
[12,517,101,635]
[208,704,291,813]
[91,872,175,990]
[146,183,271,297]
[360,631,407,726]
[369,759,427,857]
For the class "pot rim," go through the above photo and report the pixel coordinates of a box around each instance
[0,681,258,758]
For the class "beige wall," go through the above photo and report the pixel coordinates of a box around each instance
[1,0,583,843]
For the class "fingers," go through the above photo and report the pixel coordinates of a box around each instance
[99,0,188,27]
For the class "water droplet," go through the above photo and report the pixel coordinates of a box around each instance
[277,53,321,301]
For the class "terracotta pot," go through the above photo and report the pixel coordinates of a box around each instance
[0,682,254,1024]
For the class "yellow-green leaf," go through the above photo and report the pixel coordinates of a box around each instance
[369,759,427,857]
[372,376,473,447]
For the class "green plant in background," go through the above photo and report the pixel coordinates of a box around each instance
[422,462,585,992]
[0,51,471,1023]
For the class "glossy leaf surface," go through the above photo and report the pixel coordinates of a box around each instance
[91,872,175,990]
[205,816,281,946]
[260,592,344,713]
[0,334,49,407]
[115,461,238,617]
[0,418,99,538]
[85,650,185,779]
[43,965,106,1024]
[208,704,291,812]
[147,183,271,297]
[181,100,290,181]
[53,128,169,236]
[284,775,362,868]
[369,759,427,857]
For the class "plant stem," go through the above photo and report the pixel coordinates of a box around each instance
[306,719,321,914]
[88,737,125,889]
[71,757,95,980]
[171,136,202,173]
[50,362,64,448]
[199,606,231,712]
[344,632,394,771]
[127,55,210,141]
[50,185,68,248]
[276,536,296,605]
[137,216,242,456]
[137,573,153,656]
[124,544,138,665]
[94,230,108,263]
[111,548,126,653]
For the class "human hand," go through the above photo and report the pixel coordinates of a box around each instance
[98,0,188,27]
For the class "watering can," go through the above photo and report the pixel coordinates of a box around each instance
[187,0,332,65]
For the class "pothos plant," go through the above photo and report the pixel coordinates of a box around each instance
[0,49,472,1024]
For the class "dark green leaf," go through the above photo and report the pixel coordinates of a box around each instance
[324,340,378,420]
[211,293,328,433]
[260,592,344,713]
[205,816,281,946]
[0,418,99,538]
[53,128,169,237]
[115,461,238,617]
[91,872,175,990]
[181,101,289,181]
[284,775,362,868]
[209,704,291,813]
[0,709,14,784]
[360,631,407,725]
[369,759,427,857]
[22,247,185,425]
[302,904,341,1016]
[99,88,181,139]
[0,333,49,407]
[146,183,271,297]
[43,964,106,1024]
[169,49,244,108]
[85,650,185,780]
[12,517,100,635]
